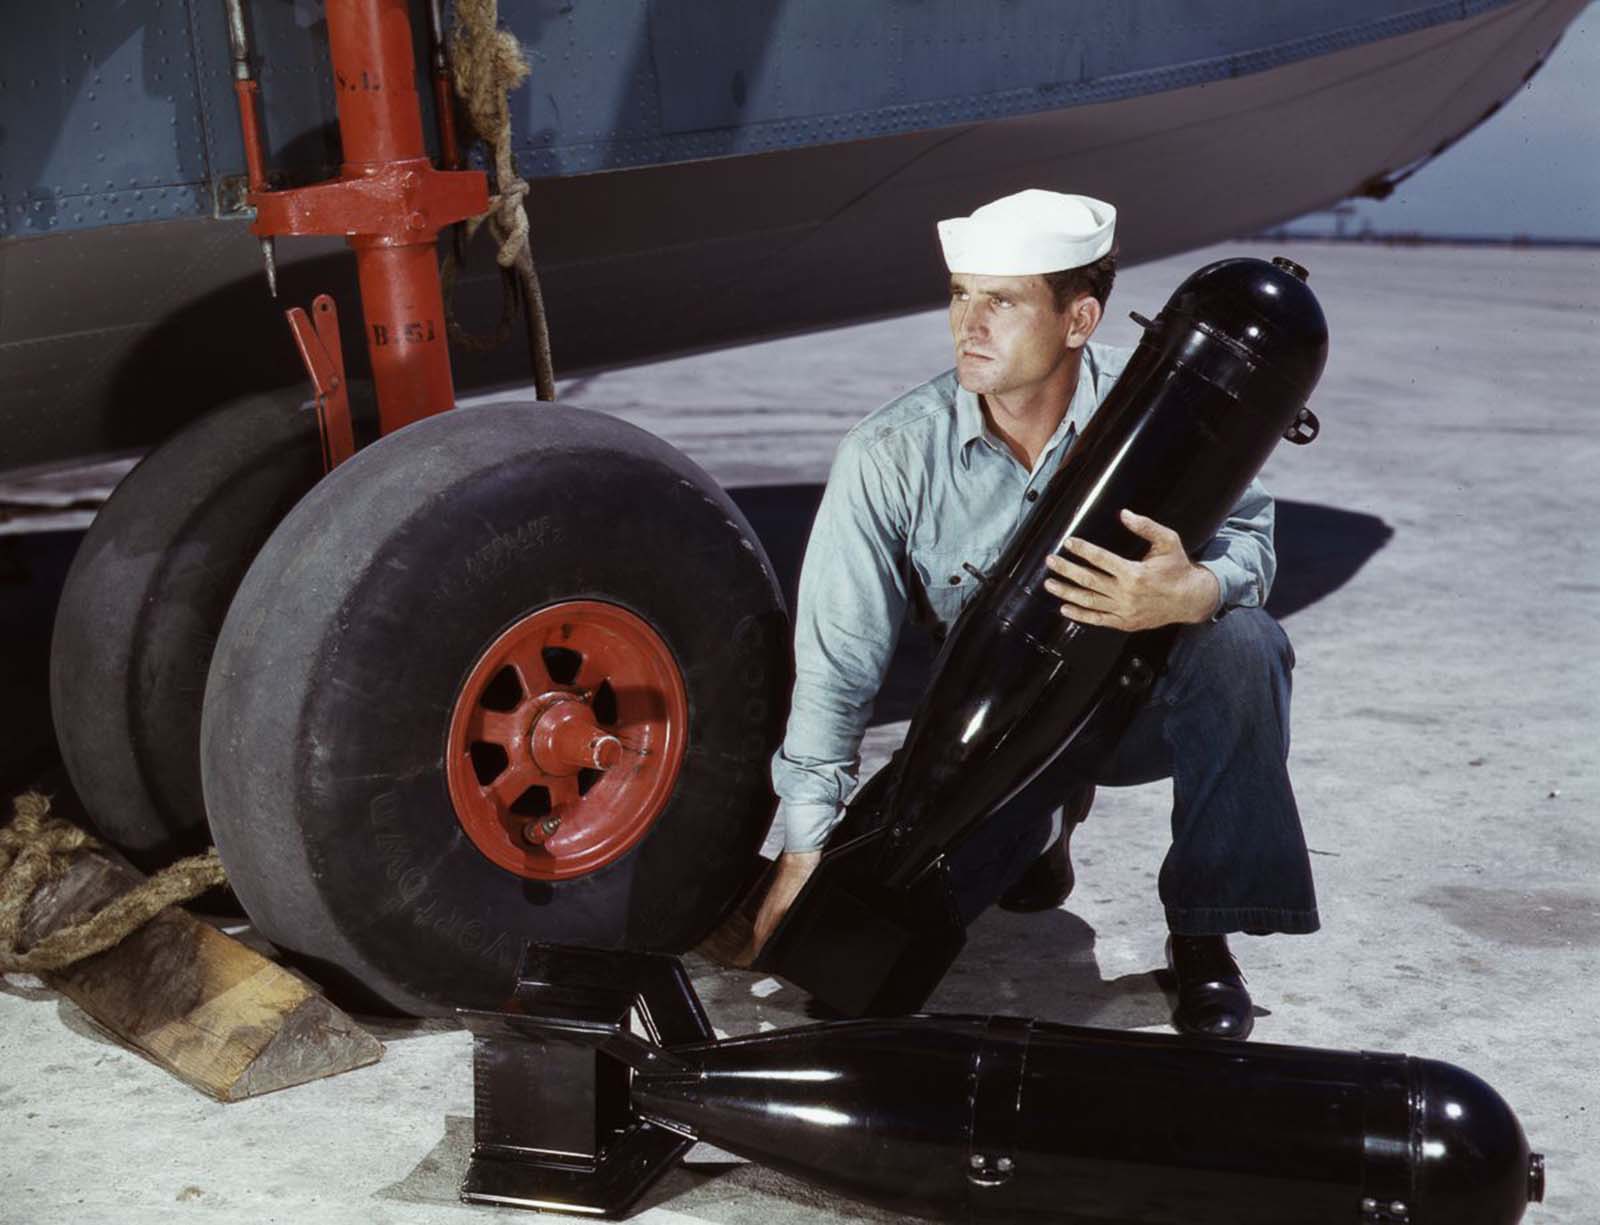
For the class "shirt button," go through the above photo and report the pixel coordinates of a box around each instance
[949,575,961,585]
[1026,489,1039,502]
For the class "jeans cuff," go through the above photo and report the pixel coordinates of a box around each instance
[1165,905,1321,936]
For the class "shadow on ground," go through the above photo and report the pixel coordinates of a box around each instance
[937,909,1173,1028]
[376,1114,473,1206]
[379,1111,899,1222]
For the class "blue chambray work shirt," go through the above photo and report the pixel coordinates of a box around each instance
[771,340,1276,853]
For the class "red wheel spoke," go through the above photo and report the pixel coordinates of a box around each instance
[507,648,550,696]
[608,683,667,729]
[572,651,609,693]
[467,706,524,747]
[546,775,581,810]
[554,619,605,660]
[486,761,542,812]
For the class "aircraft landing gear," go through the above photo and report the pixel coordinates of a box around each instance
[199,402,789,1014]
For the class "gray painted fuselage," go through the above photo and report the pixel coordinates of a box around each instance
[0,0,1584,471]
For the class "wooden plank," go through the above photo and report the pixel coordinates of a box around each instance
[19,847,383,1101]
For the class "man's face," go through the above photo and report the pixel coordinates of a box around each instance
[948,273,1089,399]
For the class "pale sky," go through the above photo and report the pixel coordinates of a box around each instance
[1292,1,1599,240]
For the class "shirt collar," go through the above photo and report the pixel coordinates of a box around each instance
[955,381,988,459]
[1059,343,1104,446]
[955,344,1106,471]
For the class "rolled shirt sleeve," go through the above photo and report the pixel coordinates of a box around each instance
[771,431,910,852]
[1195,476,1276,615]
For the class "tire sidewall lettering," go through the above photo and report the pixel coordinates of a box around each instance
[436,515,564,601]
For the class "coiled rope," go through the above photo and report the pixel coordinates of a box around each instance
[0,792,226,976]
[443,0,556,400]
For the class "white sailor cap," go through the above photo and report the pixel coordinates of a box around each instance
[938,189,1116,276]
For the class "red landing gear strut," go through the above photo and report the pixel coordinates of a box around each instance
[230,0,487,449]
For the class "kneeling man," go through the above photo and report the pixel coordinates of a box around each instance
[749,189,1320,1039]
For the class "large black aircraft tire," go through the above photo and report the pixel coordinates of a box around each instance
[48,387,365,869]
[200,403,790,1015]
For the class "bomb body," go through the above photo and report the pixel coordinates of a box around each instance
[637,1018,1541,1225]
[882,254,1327,883]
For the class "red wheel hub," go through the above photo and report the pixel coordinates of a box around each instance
[446,601,689,880]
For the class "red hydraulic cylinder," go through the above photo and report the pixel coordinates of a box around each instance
[249,0,487,436]
[233,80,269,193]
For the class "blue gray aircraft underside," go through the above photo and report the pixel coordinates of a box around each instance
[0,0,1584,474]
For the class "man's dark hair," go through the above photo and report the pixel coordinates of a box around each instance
[1042,250,1118,312]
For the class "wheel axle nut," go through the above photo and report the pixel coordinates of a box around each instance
[531,696,625,775]
[524,815,562,845]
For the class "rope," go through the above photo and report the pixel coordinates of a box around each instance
[445,0,556,401]
[0,792,227,976]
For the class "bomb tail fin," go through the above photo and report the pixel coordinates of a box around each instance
[458,944,711,1217]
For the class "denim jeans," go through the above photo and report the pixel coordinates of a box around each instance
[944,607,1321,936]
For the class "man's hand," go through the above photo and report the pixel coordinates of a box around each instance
[1043,509,1220,630]
[738,850,822,966]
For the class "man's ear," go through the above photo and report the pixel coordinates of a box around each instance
[1065,294,1103,350]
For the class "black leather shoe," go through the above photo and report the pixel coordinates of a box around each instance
[1166,933,1255,1040]
[997,785,1095,913]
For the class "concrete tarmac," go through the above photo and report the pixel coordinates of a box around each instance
[3,240,1597,1224]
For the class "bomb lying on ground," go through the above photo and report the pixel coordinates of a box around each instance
[460,945,1547,1225]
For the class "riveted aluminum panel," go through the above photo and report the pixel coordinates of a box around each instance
[0,0,209,239]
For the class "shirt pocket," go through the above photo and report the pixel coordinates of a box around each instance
[908,544,1001,633]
